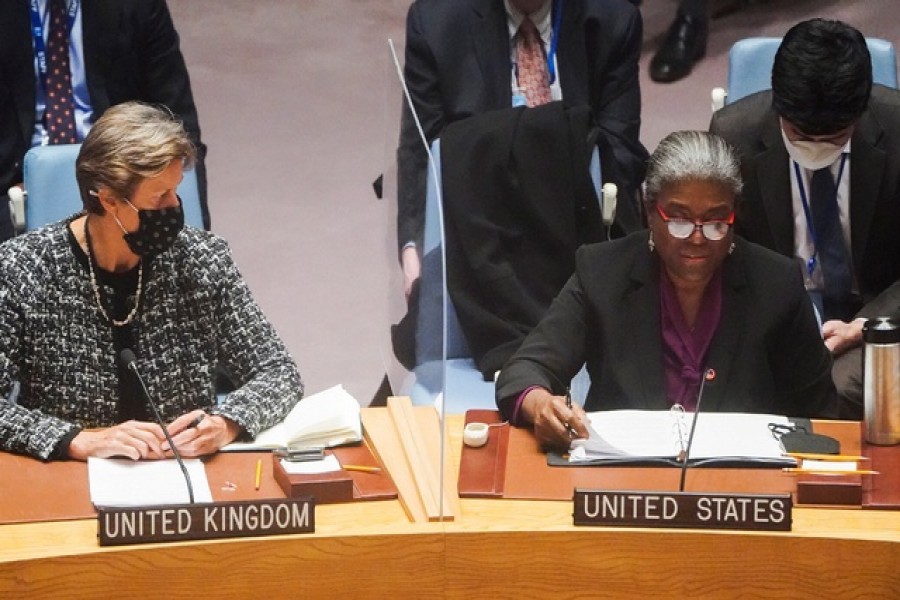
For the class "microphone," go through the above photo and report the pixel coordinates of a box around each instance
[678,368,716,492]
[119,349,195,504]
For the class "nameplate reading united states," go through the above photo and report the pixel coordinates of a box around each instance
[573,489,792,531]
[97,498,315,546]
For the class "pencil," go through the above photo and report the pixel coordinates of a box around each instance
[783,468,879,475]
[785,452,868,462]
[342,465,382,474]
[254,458,263,490]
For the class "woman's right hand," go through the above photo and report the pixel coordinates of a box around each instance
[520,387,589,450]
[67,421,167,461]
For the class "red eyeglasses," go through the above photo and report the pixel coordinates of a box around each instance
[656,204,734,241]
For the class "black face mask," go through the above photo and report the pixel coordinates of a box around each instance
[116,198,185,257]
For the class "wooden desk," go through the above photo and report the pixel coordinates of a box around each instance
[2,410,899,599]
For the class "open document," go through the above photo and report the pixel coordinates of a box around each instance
[88,457,213,507]
[566,410,797,468]
[222,384,362,452]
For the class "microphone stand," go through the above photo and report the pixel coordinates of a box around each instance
[679,368,715,492]
[121,350,195,504]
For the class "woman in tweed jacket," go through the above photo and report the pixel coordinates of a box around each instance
[0,103,302,460]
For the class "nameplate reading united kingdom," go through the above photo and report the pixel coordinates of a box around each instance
[97,498,314,546]
[573,489,792,531]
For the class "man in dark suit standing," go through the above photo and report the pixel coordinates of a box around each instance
[396,0,648,298]
[0,0,208,242]
[710,19,900,417]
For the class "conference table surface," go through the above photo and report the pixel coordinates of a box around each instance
[2,409,899,599]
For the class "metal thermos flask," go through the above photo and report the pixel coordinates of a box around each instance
[862,317,900,445]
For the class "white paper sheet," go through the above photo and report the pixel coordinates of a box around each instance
[88,457,214,507]
[570,410,793,463]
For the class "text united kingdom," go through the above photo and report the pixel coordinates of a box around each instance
[97,498,315,546]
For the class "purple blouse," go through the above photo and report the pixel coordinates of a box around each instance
[659,268,723,410]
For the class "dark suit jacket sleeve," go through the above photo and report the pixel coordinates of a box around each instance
[857,280,900,319]
[132,0,208,228]
[495,265,592,420]
[395,0,443,253]
[87,0,209,228]
[582,2,647,192]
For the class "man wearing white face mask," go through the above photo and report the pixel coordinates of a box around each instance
[710,18,900,418]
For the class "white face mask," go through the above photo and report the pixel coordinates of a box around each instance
[781,127,846,170]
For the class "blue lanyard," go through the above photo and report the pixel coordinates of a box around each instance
[547,0,563,85]
[794,153,848,277]
[513,0,564,86]
[29,0,79,92]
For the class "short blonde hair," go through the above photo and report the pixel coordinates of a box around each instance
[75,102,195,214]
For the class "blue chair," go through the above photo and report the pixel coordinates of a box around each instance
[712,37,898,110]
[408,140,495,413]
[410,139,600,413]
[15,143,204,231]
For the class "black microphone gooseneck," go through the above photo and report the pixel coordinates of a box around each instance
[678,368,716,492]
[119,349,195,504]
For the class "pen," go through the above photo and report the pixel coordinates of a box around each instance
[342,465,382,474]
[254,458,263,490]
[188,414,205,429]
[564,386,576,439]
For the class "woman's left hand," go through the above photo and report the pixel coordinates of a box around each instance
[162,411,243,457]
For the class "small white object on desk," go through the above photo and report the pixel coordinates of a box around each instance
[798,459,858,472]
[463,422,490,448]
[280,453,342,475]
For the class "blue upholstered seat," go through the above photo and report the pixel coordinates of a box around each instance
[20,143,204,231]
[725,37,897,106]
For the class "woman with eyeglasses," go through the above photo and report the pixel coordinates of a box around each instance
[496,130,836,449]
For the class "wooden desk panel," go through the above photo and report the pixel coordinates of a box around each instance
[0,447,395,525]
[1,508,444,599]
[2,410,899,599]
[458,410,797,499]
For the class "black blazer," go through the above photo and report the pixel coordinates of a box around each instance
[397,0,647,252]
[496,232,837,418]
[0,0,207,240]
[709,86,900,321]
[441,102,643,377]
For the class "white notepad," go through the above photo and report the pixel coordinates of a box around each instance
[222,384,362,452]
[88,457,213,507]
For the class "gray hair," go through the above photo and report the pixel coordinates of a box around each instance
[643,131,743,206]
[76,102,196,214]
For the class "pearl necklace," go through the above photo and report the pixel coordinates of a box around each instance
[84,217,143,326]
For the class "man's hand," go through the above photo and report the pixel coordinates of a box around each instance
[401,246,421,302]
[521,388,588,450]
[823,317,866,356]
